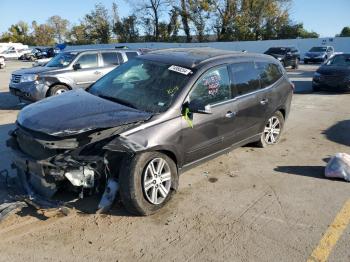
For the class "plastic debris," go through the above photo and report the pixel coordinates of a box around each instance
[97,179,119,213]
[0,201,28,222]
[325,153,350,182]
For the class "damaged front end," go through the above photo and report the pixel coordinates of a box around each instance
[6,123,141,212]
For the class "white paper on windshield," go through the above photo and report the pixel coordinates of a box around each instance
[168,65,192,75]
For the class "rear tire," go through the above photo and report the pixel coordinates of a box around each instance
[312,84,320,92]
[48,84,69,97]
[292,58,299,69]
[119,152,179,216]
[256,111,285,148]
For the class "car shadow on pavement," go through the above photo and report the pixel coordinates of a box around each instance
[274,165,346,182]
[0,91,28,110]
[323,120,350,147]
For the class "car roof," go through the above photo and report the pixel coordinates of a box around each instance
[63,48,139,54]
[140,48,270,69]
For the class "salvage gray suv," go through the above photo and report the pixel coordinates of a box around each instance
[9,49,140,101]
[8,48,293,215]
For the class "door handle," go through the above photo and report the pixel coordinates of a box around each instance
[94,71,102,75]
[260,99,269,105]
[225,111,236,118]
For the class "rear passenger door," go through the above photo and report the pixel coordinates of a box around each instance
[256,61,285,121]
[101,51,121,75]
[227,62,265,143]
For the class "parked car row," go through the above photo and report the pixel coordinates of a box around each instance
[264,45,336,69]
[7,47,294,215]
[9,48,140,101]
[19,47,60,61]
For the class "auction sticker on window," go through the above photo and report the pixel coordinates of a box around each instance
[168,65,192,75]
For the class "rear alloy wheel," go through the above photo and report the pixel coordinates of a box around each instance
[256,111,284,148]
[48,85,69,96]
[119,152,178,216]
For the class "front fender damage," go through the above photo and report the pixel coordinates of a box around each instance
[6,123,146,214]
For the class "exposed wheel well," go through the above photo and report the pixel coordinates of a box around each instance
[46,83,71,97]
[158,150,178,167]
[278,108,286,119]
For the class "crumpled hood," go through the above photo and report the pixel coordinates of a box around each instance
[17,89,153,137]
[13,66,60,75]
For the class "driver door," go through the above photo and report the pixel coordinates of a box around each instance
[182,66,238,164]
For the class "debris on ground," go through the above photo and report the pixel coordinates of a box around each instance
[325,153,350,182]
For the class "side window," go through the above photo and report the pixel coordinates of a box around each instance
[189,66,231,105]
[256,62,283,88]
[76,53,98,69]
[125,52,138,60]
[230,62,261,96]
[102,52,119,66]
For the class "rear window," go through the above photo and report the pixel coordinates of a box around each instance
[256,62,283,88]
[125,52,138,60]
[230,62,261,96]
[102,52,119,66]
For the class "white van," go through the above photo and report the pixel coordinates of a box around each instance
[0,43,29,53]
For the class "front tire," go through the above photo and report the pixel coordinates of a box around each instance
[256,111,285,148]
[48,84,69,97]
[119,152,179,216]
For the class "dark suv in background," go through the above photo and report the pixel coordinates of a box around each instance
[8,48,293,215]
[9,49,140,101]
[264,47,300,69]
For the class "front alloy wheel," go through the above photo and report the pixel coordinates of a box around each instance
[119,152,179,216]
[143,158,172,205]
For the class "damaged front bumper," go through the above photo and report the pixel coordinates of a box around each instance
[6,124,138,212]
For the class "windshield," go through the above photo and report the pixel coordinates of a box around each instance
[266,48,288,55]
[89,58,193,113]
[46,52,76,68]
[310,47,327,52]
[326,54,350,66]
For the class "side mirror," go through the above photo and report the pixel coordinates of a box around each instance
[73,63,81,70]
[187,99,212,114]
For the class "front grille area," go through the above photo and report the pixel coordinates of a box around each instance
[11,74,21,83]
[16,129,59,160]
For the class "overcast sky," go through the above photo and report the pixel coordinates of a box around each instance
[0,0,349,38]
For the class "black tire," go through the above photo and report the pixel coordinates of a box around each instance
[312,84,320,92]
[256,111,285,148]
[292,58,299,69]
[48,84,69,97]
[304,60,308,64]
[119,152,179,216]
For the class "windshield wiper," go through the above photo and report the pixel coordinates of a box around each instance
[98,94,138,110]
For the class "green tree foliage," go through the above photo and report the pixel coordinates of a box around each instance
[278,22,319,39]
[47,15,70,43]
[0,0,321,45]
[68,24,90,45]
[113,15,139,43]
[31,21,55,46]
[83,3,111,44]
[339,27,350,37]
